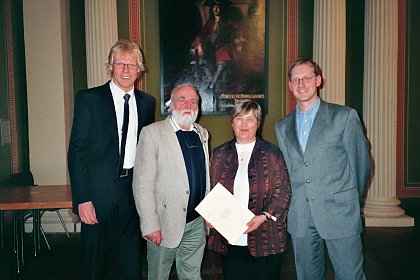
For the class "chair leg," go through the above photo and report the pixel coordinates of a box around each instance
[31,210,51,254]
[55,210,70,238]
[41,210,70,238]
[39,226,51,251]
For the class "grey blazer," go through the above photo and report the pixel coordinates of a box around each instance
[133,117,210,248]
[275,100,371,239]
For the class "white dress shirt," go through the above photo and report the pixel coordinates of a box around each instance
[110,80,138,169]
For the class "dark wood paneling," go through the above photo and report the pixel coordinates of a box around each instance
[117,0,130,40]
[297,0,313,59]
[69,0,87,96]
[345,0,364,115]
[0,0,29,186]
[405,0,420,186]
[397,0,420,197]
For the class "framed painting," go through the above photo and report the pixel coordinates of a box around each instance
[159,0,267,115]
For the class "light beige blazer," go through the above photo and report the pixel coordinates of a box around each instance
[133,117,210,248]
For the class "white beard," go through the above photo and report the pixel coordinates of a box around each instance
[171,108,198,127]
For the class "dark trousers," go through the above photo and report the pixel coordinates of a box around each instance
[81,175,142,280]
[221,244,282,280]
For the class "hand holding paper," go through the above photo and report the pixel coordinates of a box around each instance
[195,183,255,244]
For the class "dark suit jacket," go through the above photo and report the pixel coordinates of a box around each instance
[275,100,371,239]
[68,81,155,221]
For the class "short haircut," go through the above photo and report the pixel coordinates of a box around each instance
[170,83,198,102]
[231,99,262,123]
[288,58,322,79]
[106,39,145,77]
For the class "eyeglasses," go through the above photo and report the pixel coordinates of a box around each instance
[290,75,316,85]
[113,62,139,69]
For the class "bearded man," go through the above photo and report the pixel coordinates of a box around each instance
[133,83,210,280]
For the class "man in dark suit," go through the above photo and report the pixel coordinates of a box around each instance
[275,58,371,280]
[68,39,155,280]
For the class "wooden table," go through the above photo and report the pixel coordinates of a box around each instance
[0,184,72,273]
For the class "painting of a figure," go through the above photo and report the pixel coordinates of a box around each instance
[160,0,266,114]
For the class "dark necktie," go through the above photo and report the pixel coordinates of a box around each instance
[119,93,130,174]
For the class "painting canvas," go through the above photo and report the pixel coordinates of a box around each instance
[160,0,267,115]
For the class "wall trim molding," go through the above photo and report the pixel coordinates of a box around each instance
[129,0,143,90]
[286,0,297,113]
[5,0,19,174]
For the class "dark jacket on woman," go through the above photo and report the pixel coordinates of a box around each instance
[208,137,291,257]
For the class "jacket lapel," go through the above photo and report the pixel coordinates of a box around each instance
[100,83,119,149]
[304,100,329,154]
[286,113,303,157]
[164,117,190,186]
[134,90,146,140]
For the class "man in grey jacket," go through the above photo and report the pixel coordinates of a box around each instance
[275,58,371,280]
[133,84,210,280]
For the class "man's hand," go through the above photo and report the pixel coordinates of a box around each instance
[146,230,163,246]
[78,201,98,225]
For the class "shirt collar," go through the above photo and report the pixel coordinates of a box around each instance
[296,97,320,118]
[110,79,134,97]
[170,116,198,133]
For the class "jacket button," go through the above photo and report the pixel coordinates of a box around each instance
[306,198,309,201]
[183,208,186,212]
[304,162,309,166]
[186,191,190,194]
[306,179,310,184]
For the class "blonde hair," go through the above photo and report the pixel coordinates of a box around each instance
[105,39,145,77]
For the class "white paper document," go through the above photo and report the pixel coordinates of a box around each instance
[195,183,255,244]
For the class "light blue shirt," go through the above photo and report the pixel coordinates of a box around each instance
[295,98,320,152]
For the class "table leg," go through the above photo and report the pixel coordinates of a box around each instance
[20,211,24,267]
[33,209,41,256]
[13,210,23,274]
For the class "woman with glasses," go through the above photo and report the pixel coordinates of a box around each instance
[207,99,291,279]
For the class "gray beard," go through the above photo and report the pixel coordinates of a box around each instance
[171,108,198,127]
